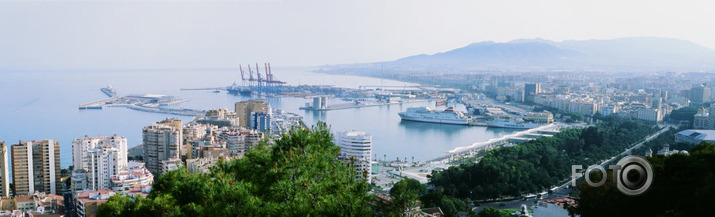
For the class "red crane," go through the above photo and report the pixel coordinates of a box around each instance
[239,64,245,81]
[255,63,262,83]
[248,64,254,81]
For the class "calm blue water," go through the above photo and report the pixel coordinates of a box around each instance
[0,68,520,168]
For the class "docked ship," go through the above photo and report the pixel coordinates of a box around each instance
[435,99,448,106]
[486,118,541,129]
[101,85,117,97]
[226,82,252,96]
[398,107,470,125]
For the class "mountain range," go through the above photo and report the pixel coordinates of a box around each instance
[370,37,715,72]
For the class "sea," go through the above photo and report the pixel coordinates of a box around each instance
[0,67,521,168]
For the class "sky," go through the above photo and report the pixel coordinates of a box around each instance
[1,0,714,71]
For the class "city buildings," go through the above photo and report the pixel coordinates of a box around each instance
[70,170,89,196]
[110,161,153,195]
[142,119,182,174]
[250,112,271,133]
[160,158,183,175]
[335,130,373,182]
[694,107,709,129]
[13,196,35,213]
[635,108,664,122]
[195,108,240,127]
[312,96,328,110]
[533,94,602,116]
[74,190,114,217]
[182,123,217,145]
[524,111,554,123]
[0,196,16,210]
[182,123,219,159]
[270,110,305,136]
[186,157,232,174]
[5,193,64,215]
[0,142,9,197]
[524,83,541,103]
[216,127,263,156]
[235,99,270,128]
[192,146,230,159]
[655,144,687,156]
[688,83,711,105]
[11,140,61,195]
[72,135,128,191]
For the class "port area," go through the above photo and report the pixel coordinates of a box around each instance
[182,84,377,98]
[79,93,205,116]
[299,98,428,111]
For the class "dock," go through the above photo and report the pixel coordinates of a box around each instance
[79,97,118,109]
[180,87,226,91]
[299,99,428,111]
[114,104,205,116]
[80,89,206,116]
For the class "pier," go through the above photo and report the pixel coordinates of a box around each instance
[79,97,118,109]
[80,89,205,116]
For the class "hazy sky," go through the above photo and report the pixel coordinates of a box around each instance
[1,0,714,70]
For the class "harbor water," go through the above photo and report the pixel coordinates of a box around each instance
[0,68,522,168]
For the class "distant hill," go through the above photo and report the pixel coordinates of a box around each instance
[366,37,715,72]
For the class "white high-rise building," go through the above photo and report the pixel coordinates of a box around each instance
[0,142,9,197]
[335,130,372,183]
[635,108,663,122]
[72,135,128,191]
[708,104,715,129]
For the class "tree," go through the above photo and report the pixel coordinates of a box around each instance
[427,117,657,200]
[98,122,373,217]
[389,178,427,215]
[571,142,715,217]
[477,207,509,217]
[668,106,699,126]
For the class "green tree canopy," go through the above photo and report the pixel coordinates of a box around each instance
[571,142,715,217]
[98,122,373,217]
[388,178,427,216]
[477,207,510,217]
[428,117,657,200]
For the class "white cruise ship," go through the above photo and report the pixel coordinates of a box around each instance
[398,107,470,125]
[486,119,542,129]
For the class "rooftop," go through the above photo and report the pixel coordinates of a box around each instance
[14,195,35,202]
[676,129,715,141]
[76,190,115,203]
[338,130,370,137]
